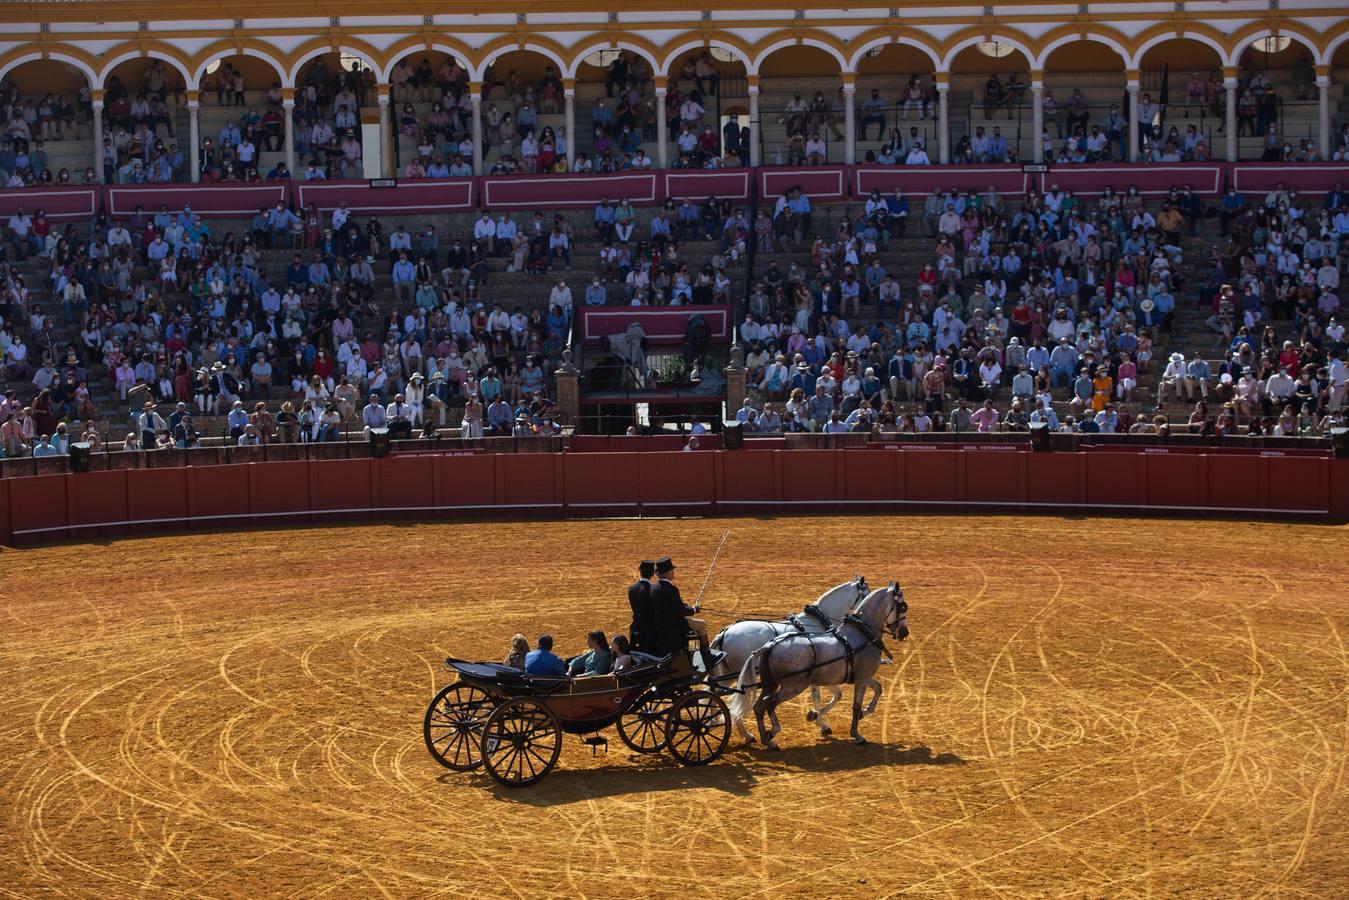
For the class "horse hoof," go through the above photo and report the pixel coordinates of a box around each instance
[853,736,868,746]
[805,710,818,722]
[767,742,781,752]
[819,725,832,737]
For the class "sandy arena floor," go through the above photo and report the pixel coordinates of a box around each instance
[2,515,1348,897]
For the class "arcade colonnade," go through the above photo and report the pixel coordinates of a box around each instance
[2,2,1348,180]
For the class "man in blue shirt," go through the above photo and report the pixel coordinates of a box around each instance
[594,199,615,241]
[1219,187,1246,236]
[787,188,812,235]
[524,634,567,676]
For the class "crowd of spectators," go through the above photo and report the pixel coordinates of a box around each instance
[2,52,1346,185]
[718,180,1346,436]
[0,199,569,456]
[1,165,1348,458]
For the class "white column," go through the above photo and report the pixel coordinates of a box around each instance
[377,92,391,178]
[937,82,950,164]
[91,98,105,183]
[749,84,761,167]
[1317,73,1331,161]
[1224,77,1238,162]
[564,85,576,172]
[655,87,668,168]
[1031,81,1045,163]
[283,97,296,176]
[471,86,484,176]
[843,82,856,164]
[1127,81,1140,163]
[188,98,201,183]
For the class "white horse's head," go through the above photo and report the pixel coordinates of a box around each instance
[813,576,870,619]
[885,582,909,642]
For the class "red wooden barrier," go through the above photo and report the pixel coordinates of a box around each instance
[759,166,848,202]
[479,172,658,210]
[1,449,1342,545]
[104,183,288,219]
[293,178,475,214]
[1228,163,1349,195]
[663,170,752,202]
[0,185,100,222]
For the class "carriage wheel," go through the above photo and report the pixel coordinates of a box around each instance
[423,682,496,771]
[481,698,562,788]
[665,691,731,767]
[617,690,674,753]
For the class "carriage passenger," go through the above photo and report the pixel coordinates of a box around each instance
[503,633,529,670]
[611,635,635,672]
[524,634,567,676]
[567,630,614,677]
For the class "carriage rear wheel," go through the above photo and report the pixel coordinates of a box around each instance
[424,682,496,771]
[617,689,674,753]
[481,698,562,788]
[665,691,731,767]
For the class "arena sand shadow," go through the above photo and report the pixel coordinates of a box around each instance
[459,741,965,805]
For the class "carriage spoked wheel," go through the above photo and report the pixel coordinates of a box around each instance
[423,682,496,771]
[617,689,675,753]
[664,691,731,767]
[480,698,563,787]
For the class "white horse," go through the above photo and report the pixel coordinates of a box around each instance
[729,583,909,749]
[708,577,868,741]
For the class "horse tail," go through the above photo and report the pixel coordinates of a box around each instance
[728,643,769,725]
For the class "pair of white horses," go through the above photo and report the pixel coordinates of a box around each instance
[708,577,910,749]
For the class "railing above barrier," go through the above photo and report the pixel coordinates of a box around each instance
[4,162,1342,221]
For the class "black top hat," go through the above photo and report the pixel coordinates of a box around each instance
[655,556,675,575]
[638,559,655,578]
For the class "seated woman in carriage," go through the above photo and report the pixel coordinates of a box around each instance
[566,631,614,677]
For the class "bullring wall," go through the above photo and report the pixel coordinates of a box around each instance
[2,448,1346,545]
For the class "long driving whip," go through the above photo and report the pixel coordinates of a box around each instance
[694,529,730,608]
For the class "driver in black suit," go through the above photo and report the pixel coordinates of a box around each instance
[627,559,656,651]
[648,556,721,670]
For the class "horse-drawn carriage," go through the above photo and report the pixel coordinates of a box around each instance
[423,646,734,787]
[424,577,910,784]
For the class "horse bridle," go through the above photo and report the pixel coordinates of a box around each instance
[885,586,909,641]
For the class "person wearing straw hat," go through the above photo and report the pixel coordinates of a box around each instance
[1157,351,1190,406]
[136,401,165,447]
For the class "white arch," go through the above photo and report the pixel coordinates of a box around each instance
[1227,30,1323,67]
[98,49,195,90]
[846,36,942,73]
[377,44,469,84]
[563,40,661,80]
[1033,33,1129,71]
[658,39,750,78]
[939,33,1034,73]
[751,38,849,76]
[1127,31,1228,70]
[471,43,568,84]
[286,45,379,87]
[1325,30,1349,65]
[0,50,96,89]
[193,47,287,88]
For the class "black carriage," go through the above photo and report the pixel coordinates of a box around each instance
[423,648,732,787]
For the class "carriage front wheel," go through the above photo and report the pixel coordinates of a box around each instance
[617,689,674,753]
[480,698,563,788]
[424,682,496,771]
[665,691,731,766]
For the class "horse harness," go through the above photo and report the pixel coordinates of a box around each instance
[754,593,904,690]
